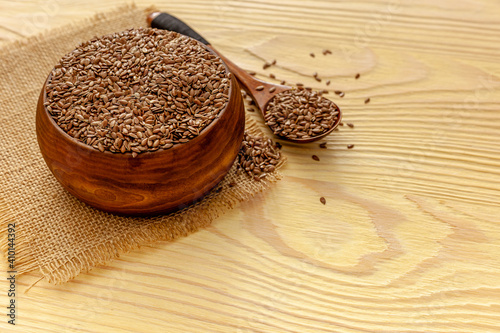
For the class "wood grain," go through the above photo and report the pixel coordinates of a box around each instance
[1,0,500,332]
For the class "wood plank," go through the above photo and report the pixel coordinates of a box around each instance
[0,0,499,332]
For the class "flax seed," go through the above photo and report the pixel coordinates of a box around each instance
[46,28,230,155]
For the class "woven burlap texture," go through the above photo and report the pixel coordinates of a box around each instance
[0,5,285,284]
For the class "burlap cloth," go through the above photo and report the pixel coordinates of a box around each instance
[0,5,285,284]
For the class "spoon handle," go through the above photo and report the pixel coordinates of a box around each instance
[150,13,209,45]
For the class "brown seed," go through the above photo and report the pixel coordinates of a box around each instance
[269,86,276,93]
[263,63,271,70]
[310,52,315,58]
[347,144,354,149]
[339,92,345,98]
[365,98,370,104]
[46,28,230,156]
[237,132,282,180]
[322,49,332,55]
[334,90,343,95]
[347,123,354,128]
[312,155,320,161]
[265,89,340,140]
[271,59,277,65]
[256,86,265,91]
[320,197,326,205]
[355,73,360,79]
[326,80,331,86]
[270,74,276,79]
[249,71,256,76]
[319,142,327,149]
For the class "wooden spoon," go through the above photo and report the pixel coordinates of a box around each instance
[148,12,342,143]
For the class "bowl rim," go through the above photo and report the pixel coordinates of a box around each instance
[40,35,235,159]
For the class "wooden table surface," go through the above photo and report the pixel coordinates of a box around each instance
[1,0,500,332]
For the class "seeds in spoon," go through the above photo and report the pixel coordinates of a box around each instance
[256,86,265,91]
[265,88,340,140]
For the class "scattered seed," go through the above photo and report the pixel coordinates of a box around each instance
[270,74,276,79]
[236,132,281,180]
[322,49,332,55]
[355,73,360,79]
[347,123,354,128]
[339,92,345,98]
[334,90,343,95]
[256,86,265,91]
[320,197,326,205]
[271,59,277,65]
[280,80,286,85]
[249,71,256,76]
[319,142,327,149]
[312,155,320,161]
[347,144,354,149]
[365,98,370,104]
[263,63,271,70]
[326,80,331,86]
[310,52,315,58]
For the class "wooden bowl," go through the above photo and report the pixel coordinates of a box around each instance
[36,61,245,216]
